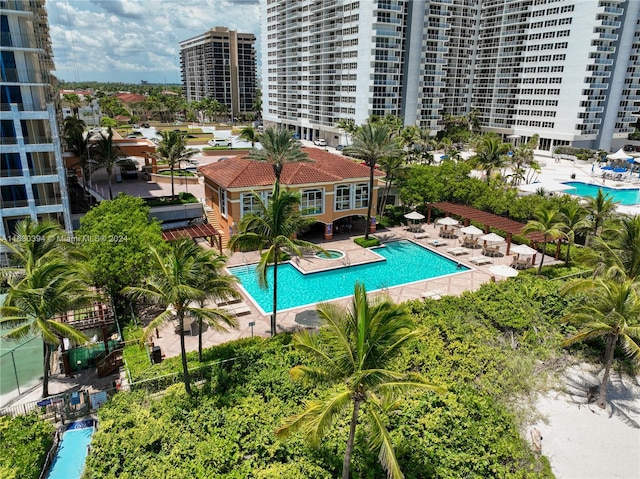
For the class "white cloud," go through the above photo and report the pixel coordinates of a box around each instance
[47,0,260,84]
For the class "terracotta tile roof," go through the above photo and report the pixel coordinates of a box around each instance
[199,148,382,189]
[115,93,147,104]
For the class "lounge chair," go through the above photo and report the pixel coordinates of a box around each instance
[428,239,448,247]
[421,290,445,300]
[447,246,469,256]
[413,232,430,239]
[222,301,252,316]
[469,256,493,265]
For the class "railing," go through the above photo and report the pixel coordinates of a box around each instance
[97,349,123,378]
[38,430,60,479]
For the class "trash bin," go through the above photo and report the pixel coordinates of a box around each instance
[152,346,163,364]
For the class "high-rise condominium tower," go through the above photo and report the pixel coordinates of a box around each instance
[180,27,257,118]
[1,0,71,238]
[262,0,640,152]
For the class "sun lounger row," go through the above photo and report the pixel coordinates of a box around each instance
[469,256,493,265]
[446,246,469,256]
[221,301,252,316]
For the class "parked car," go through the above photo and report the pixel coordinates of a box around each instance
[314,138,327,146]
[141,123,150,128]
[208,139,232,147]
[335,144,344,151]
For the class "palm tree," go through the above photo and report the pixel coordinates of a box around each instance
[0,219,93,397]
[62,93,81,118]
[559,203,590,266]
[588,215,640,281]
[238,125,259,147]
[153,129,199,198]
[377,155,407,216]
[344,123,403,240]
[228,185,321,336]
[336,119,357,146]
[122,239,239,394]
[248,127,309,186]
[561,278,640,408]
[522,205,566,274]
[470,134,510,183]
[90,127,124,200]
[276,283,444,479]
[63,116,90,198]
[584,189,619,237]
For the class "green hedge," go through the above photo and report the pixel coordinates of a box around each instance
[353,237,381,248]
[0,413,54,479]
[143,192,198,207]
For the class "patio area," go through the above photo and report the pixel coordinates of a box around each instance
[150,225,560,359]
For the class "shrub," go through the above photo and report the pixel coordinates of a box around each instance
[0,413,54,479]
[353,236,380,248]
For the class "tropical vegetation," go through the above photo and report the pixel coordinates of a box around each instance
[277,283,444,479]
[0,219,94,397]
[122,239,239,394]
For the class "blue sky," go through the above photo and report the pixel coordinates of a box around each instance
[47,0,261,84]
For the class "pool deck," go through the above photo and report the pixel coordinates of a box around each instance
[150,225,561,359]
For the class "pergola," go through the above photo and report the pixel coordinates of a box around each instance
[427,202,560,261]
[162,223,223,254]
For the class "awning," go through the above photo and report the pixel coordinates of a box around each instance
[162,223,223,254]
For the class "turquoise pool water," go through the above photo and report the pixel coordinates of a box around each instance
[563,181,640,205]
[46,420,94,479]
[229,240,468,313]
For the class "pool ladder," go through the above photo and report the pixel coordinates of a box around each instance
[342,256,351,268]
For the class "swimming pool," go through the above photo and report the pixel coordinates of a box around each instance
[563,181,640,205]
[46,419,95,479]
[229,240,468,313]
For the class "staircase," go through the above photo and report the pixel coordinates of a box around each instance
[206,208,228,249]
[96,349,123,377]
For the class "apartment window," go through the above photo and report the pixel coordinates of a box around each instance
[559,17,572,25]
[301,189,323,215]
[560,5,574,12]
[219,188,227,217]
[241,191,270,217]
[542,122,554,128]
[354,183,369,209]
[335,185,350,211]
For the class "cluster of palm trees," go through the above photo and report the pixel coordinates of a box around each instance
[0,219,241,398]
[0,220,94,398]
[63,118,199,200]
[521,194,640,409]
[62,87,263,126]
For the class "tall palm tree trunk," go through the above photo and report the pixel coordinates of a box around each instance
[107,167,114,200]
[565,241,572,266]
[537,238,547,274]
[170,166,176,199]
[597,332,618,409]
[271,256,279,336]
[178,314,192,395]
[365,165,374,240]
[42,341,51,398]
[342,399,361,479]
[198,318,203,362]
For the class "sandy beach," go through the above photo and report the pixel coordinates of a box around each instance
[529,364,640,479]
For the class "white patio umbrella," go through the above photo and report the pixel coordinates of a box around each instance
[404,211,425,221]
[404,210,425,231]
[437,216,459,226]
[480,233,504,243]
[489,264,519,278]
[460,225,484,237]
[511,244,537,256]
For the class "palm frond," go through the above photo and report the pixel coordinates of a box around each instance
[276,390,352,447]
[366,407,404,479]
